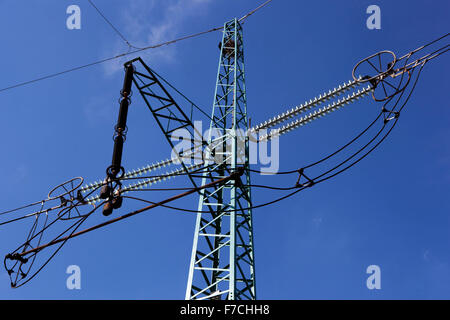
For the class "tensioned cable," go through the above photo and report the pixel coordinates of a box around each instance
[0,201,46,216]
[308,61,414,181]
[127,183,298,192]
[141,54,416,209]
[125,114,402,216]
[87,0,138,49]
[5,8,441,287]
[6,179,304,284]
[396,33,449,61]
[168,66,426,215]
[246,43,434,176]
[4,67,428,283]
[239,0,273,22]
[13,172,240,258]
[0,1,272,94]
[13,88,418,251]
[8,68,434,289]
[0,184,101,226]
[79,40,429,209]
[13,203,49,285]
[287,58,424,186]
[86,36,447,181]
[78,78,371,192]
[145,66,213,121]
[6,202,105,288]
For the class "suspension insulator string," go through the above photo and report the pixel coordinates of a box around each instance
[259,85,373,142]
[250,77,362,133]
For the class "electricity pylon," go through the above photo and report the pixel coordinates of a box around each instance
[185,18,256,300]
[5,4,446,296]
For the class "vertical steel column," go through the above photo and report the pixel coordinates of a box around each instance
[185,18,256,300]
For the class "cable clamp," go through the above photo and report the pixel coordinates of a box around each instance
[231,167,245,179]
[362,75,379,89]
[5,253,28,264]
[382,106,400,123]
[59,196,68,207]
[295,168,315,188]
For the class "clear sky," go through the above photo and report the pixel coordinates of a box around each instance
[0,0,449,299]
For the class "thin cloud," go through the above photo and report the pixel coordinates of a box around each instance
[83,96,115,126]
[102,0,212,76]
[8,164,29,185]
[423,249,430,262]
[312,217,323,229]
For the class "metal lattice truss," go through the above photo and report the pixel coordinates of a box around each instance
[128,57,206,190]
[84,20,257,300]
[2,4,447,295]
[185,19,256,301]
[68,25,449,303]
[77,21,375,301]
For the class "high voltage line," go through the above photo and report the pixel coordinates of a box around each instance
[0,1,272,94]
[0,2,447,298]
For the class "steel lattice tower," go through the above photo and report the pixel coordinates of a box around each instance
[185,18,256,300]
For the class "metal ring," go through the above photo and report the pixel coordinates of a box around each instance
[47,177,84,201]
[371,69,412,102]
[106,165,125,179]
[352,50,397,83]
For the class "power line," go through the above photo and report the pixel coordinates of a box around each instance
[0,1,272,94]
[0,184,102,226]
[5,202,104,288]
[239,0,273,22]
[1,63,430,288]
[13,172,241,258]
[4,5,444,292]
[87,0,139,49]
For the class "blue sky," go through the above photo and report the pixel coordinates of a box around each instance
[0,0,449,299]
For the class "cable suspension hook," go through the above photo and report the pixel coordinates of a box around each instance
[295,168,315,188]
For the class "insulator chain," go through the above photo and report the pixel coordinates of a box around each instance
[250,76,363,133]
[81,78,370,193]
[259,84,373,142]
[80,151,202,193]
[85,163,204,205]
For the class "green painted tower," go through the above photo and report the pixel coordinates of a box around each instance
[185,18,256,300]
